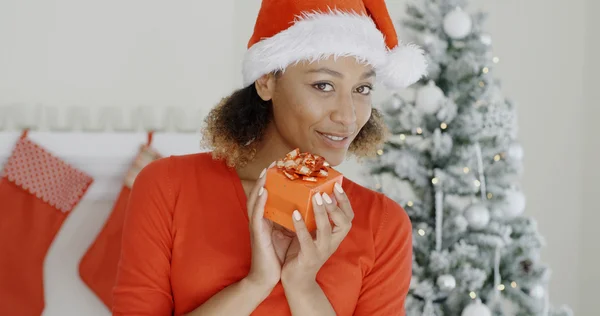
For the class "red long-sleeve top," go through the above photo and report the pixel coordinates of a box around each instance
[112,152,412,315]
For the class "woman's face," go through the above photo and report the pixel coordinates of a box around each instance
[256,56,374,166]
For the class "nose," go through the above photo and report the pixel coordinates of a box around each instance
[330,93,357,126]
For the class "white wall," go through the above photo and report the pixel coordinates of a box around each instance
[581,0,600,313]
[0,0,591,315]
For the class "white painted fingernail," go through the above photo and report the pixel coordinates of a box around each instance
[314,193,323,206]
[293,210,302,221]
[259,168,266,179]
[322,192,332,204]
[335,182,344,194]
[258,187,264,196]
[269,161,276,168]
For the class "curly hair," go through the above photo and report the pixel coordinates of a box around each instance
[200,82,389,168]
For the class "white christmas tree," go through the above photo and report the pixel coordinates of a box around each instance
[364,1,573,315]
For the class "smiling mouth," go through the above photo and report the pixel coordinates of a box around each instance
[321,134,346,141]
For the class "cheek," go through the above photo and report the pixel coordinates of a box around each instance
[355,102,372,129]
[277,92,328,128]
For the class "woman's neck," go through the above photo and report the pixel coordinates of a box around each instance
[235,124,294,181]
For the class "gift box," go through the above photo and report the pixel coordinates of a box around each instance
[264,149,343,232]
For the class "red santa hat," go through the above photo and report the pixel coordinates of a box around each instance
[242,0,428,90]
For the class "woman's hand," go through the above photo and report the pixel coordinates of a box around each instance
[245,166,293,290]
[281,182,354,289]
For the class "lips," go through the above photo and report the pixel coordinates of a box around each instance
[317,131,353,149]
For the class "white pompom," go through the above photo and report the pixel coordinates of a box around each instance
[415,80,445,114]
[379,43,428,90]
[464,203,490,230]
[443,7,472,39]
[461,299,492,316]
[502,189,526,217]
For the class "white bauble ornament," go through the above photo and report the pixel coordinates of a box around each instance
[464,203,490,229]
[529,284,545,299]
[384,96,404,114]
[436,274,456,291]
[443,8,472,39]
[461,299,492,316]
[480,34,492,46]
[507,142,524,160]
[415,80,445,115]
[502,190,526,217]
[454,215,469,233]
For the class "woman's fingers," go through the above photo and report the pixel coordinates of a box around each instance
[313,193,332,248]
[247,167,269,219]
[333,182,354,221]
[291,210,317,259]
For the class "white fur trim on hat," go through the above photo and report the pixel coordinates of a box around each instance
[242,9,427,89]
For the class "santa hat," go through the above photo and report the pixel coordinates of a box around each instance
[242,0,428,90]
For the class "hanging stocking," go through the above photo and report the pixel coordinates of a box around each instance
[79,132,161,309]
[0,131,93,315]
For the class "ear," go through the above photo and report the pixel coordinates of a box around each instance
[254,73,277,101]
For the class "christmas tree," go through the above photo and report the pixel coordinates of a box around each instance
[365,1,573,315]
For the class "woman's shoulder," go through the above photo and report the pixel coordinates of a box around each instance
[343,178,412,234]
[139,151,227,178]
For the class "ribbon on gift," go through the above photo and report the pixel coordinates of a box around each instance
[275,148,330,182]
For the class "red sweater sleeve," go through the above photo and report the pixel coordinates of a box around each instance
[112,158,175,315]
[353,196,413,316]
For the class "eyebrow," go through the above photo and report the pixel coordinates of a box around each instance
[306,68,376,79]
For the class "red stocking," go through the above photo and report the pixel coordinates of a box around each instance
[0,131,93,316]
[79,132,161,309]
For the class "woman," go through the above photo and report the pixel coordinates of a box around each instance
[112,0,427,315]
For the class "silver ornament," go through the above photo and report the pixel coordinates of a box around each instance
[530,284,545,299]
[415,80,445,115]
[443,7,473,40]
[507,142,524,160]
[383,96,404,114]
[436,274,456,291]
[461,299,492,316]
[480,34,492,45]
[464,203,490,230]
[502,189,526,218]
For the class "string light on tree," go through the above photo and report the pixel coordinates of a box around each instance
[511,281,518,288]
[440,122,448,129]
[407,201,414,207]
[377,149,384,155]
[443,7,472,39]
[482,67,489,74]
[463,167,470,174]
[416,127,423,134]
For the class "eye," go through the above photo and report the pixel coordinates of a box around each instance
[313,82,334,92]
[356,85,373,95]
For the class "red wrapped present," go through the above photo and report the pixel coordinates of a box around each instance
[264,148,343,232]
